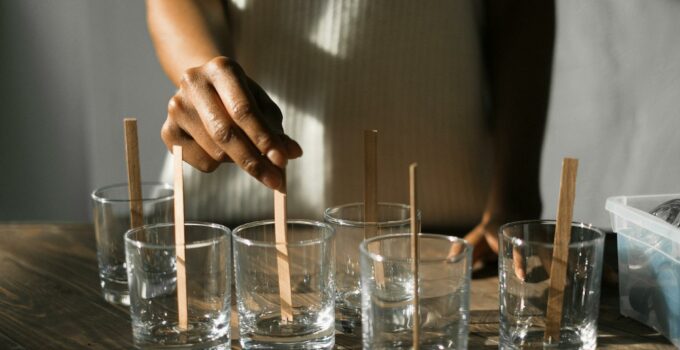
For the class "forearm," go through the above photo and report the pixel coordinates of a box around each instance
[484,0,555,221]
[146,0,230,86]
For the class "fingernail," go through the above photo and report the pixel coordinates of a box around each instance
[262,172,282,190]
[267,149,287,168]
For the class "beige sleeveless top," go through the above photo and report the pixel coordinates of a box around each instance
[160,0,491,229]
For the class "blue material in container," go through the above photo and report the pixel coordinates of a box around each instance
[606,194,680,348]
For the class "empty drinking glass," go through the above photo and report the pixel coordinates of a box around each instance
[232,220,335,349]
[91,182,173,305]
[498,220,605,349]
[125,222,232,349]
[360,233,471,349]
[324,202,418,336]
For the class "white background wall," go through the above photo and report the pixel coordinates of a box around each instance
[1,0,679,229]
[541,0,680,227]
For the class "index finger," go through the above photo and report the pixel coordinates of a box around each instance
[205,57,288,168]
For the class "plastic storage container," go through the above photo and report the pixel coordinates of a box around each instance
[606,194,680,348]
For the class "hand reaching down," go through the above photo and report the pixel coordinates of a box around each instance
[161,56,302,190]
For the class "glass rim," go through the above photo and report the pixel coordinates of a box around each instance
[91,181,174,203]
[124,221,231,250]
[359,233,471,264]
[232,219,334,248]
[323,202,421,227]
[499,219,606,248]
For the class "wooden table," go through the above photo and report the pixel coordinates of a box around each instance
[0,223,673,349]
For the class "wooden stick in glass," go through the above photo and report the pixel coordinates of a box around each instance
[364,130,386,286]
[364,129,378,239]
[124,118,143,228]
[544,158,579,342]
[409,163,420,350]
[274,171,294,322]
[173,145,188,331]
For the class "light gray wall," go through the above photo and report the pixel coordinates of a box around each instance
[540,0,680,228]
[1,0,679,229]
[0,0,174,221]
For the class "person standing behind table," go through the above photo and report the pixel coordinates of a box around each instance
[146,0,555,263]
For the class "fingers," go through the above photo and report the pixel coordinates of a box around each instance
[181,69,283,190]
[247,78,304,159]
[512,247,527,281]
[484,230,500,255]
[166,56,303,190]
[246,76,284,134]
[281,134,303,159]
[463,227,489,263]
[204,57,289,168]
[484,226,525,281]
[472,238,492,264]
[161,119,221,172]
[462,220,529,281]
[167,94,230,163]
[464,223,528,280]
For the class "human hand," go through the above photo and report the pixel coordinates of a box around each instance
[461,220,529,281]
[463,218,551,282]
[462,220,501,265]
[161,56,302,190]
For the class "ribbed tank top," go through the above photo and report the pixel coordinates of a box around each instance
[160,0,492,229]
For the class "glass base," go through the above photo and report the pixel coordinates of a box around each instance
[335,306,362,336]
[103,288,130,306]
[133,321,230,349]
[335,318,361,337]
[239,308,335,349]
[335,291,362,336]
[134,337,230,350]
[100,274,130,305]
[499,328,596,350]
[240,334,334,350]
[240,318,334,350]
[362,330,464,350]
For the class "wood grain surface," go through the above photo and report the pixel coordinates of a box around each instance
[0,223,673,349]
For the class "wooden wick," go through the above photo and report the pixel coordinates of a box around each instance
[274,171,294,322]
[173,145,188,331]
[409,163,420,350]
[364,130,378,239]
[364,130,386,286]
[544,158,579,343]
[124,118,143,228]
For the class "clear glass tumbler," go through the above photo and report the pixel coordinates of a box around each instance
[360,233,471,349]
[324,203,419,336]
[91,182,173,305]
[498,220,605,350]
[125,222,232,349]
[232,220,335,349]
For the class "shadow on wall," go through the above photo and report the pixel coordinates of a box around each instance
[0,0,174,221]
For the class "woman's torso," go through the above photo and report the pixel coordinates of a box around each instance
[161,0,492,230]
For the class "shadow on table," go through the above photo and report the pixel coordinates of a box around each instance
[598,332,672,347]
[469,335,500,349]
[597,285,674,347]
